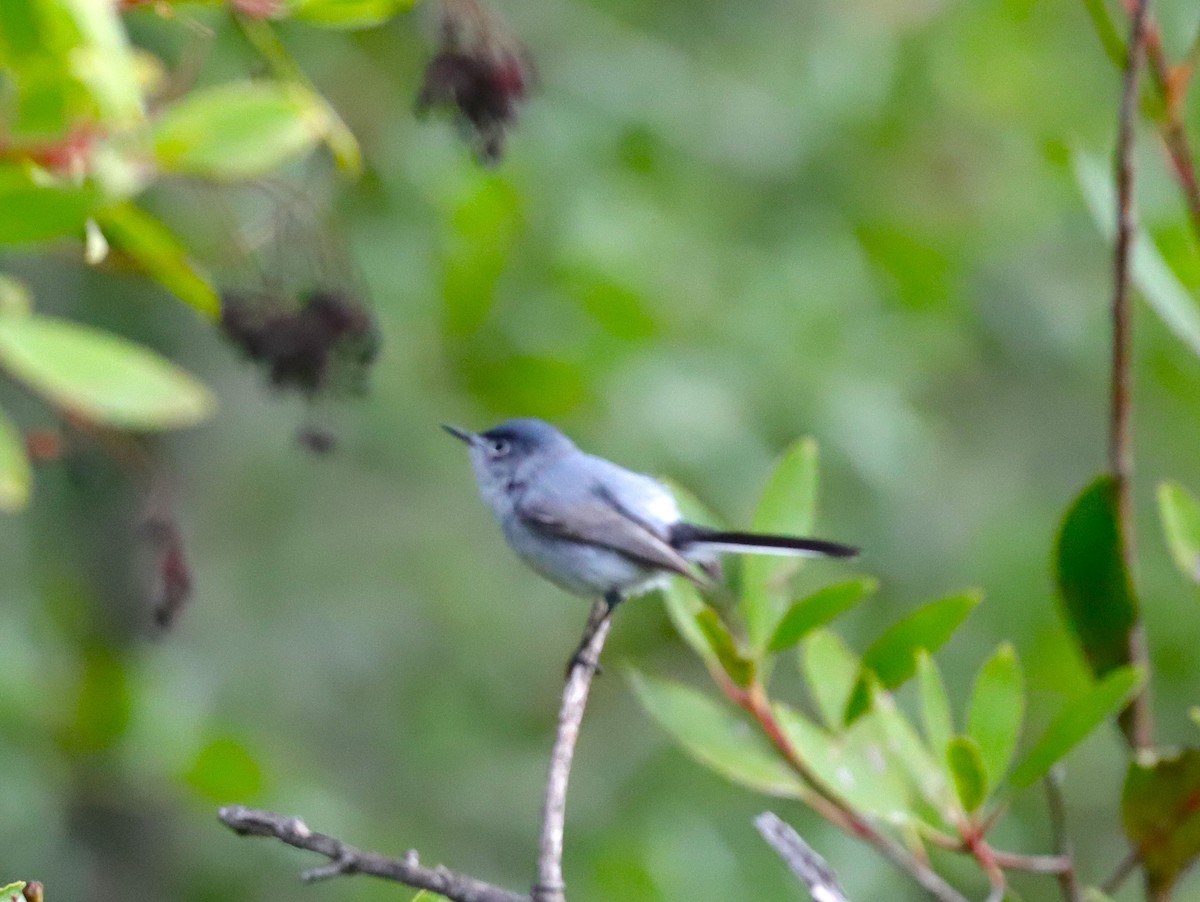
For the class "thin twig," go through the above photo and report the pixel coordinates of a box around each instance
[988,850,1073,875]
[755,812,851,902]
[1111,0,1155,752]
[217,806,528,902]
[710,672,970,902]
[963,834,1006,902]
[220,601,617,902]
[1112,0,1200,246]
[533,598,613,902]
[1102,849,1141,895]
[1044,769,1083,902]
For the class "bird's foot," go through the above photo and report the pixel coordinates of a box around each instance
[566,649,603,678]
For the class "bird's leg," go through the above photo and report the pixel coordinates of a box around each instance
[566,591,621,676]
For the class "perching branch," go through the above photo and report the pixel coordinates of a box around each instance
[1111,0,1155,752]
[221,598,616,902]
[534,597,614,902]
[755,811,851,902]
[217,806,528,902]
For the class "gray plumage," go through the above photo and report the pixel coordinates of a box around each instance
[445,418,858,603]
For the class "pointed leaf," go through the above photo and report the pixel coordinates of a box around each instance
[1074,150,1200,360]
[662,579,718,667]
[1055,475,1137,677]
[0,0,141,138]
[629,670,806,798]
[947,736,987,812]
[802,630,860,730]
[743,438,819,651]
[845,591,981,723]
[773,701,913,823]
[967,643,1024,792]
[695,609,755,688]
[0,314,215,429]
[1010,666,1143,788]
[290,0,415,28]
[1158,481,1200,585]
[870,684,956,823]
[1123,747,1200,897]
[0,165,101,244]
[917,651,954,760]
[0,406,31,512]
[770,577,878,652]
[153,82,330,180]
[96,204,219,319]
[0,275,32,316]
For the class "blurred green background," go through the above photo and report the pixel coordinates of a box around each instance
[4,0,1200,899]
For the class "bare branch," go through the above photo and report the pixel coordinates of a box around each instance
[1117,0,1200,245]
[755,812,851,902]
[1044,769,1083,902]
[217,806,528,902]
[1101,849,1140,895]
[533,597,614,902]
[1111,0,1154,752]
[220,599,617,902]
[721,677,970,902]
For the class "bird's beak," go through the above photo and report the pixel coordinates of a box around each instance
[442,424,478,446]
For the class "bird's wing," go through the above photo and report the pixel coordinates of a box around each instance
[516,482,701,584]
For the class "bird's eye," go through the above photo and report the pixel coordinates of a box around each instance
[490,438,511,457]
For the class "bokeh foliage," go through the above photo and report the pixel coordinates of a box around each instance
[3,0,1200,900]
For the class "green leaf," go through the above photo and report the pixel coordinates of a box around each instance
[947,736,987,812]
[95,204,220,319]
[0,407,32,513]
[153,82,330,180]
[0,275,32,316]
[1123,747,1200,897]
[1055,475,1138,677]
[62,643,131,754]
[0,314,215,429]
[289,0,415,28]
[695,609,755,688]
[844,591,981,723]
[0,164,100,244]
[1074,150,1200,359]
[773,700,914,823]
[440,174,522,338]
[185,736,265,802]
[629,670,806,798]
[743,438,819,652]
[869,684,956,823]
[1009,666,1143,789]
[967,643,1024,793]
[802,629,861,730]
[0,883,26,899]
[0,0,141,138]
[769,577,878,652]
[662,580,719,668]
[1158,481,1200,585]
[917,651,954,761]
[58,0,144,126]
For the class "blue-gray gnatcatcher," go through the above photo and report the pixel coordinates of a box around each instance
[445,418,858,668]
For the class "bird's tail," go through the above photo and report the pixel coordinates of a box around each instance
[671,523,859,559]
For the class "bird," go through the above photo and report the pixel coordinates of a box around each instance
[444,418,858,670]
